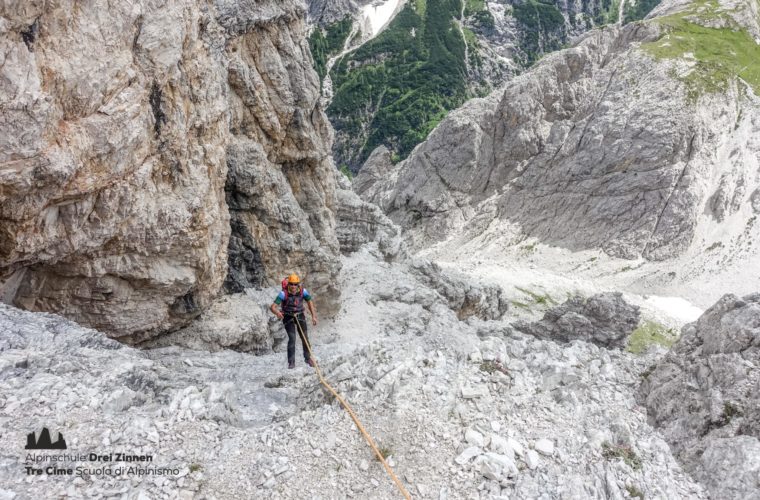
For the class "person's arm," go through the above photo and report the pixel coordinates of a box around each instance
[271,292,285,319]
[304,289,318,325]
[307,300,317,325]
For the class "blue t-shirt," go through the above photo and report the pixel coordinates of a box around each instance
[274,289,312,304]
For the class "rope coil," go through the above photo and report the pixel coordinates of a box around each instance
[289,313,412,500]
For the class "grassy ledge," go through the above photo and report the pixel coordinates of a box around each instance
[626,320,677,354]
[642,0,760,100]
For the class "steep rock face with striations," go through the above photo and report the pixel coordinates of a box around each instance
[357,0,760,263]
[0,0,341,341]
[0,0,231,342]
[333,169,407,262]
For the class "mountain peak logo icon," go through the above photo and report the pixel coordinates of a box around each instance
[25,427,67,450]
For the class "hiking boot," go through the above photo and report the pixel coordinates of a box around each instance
[305,358,315,367]
[288,360,295,369]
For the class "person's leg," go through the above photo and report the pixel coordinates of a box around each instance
[284,318,296,366]
[297,314,311,362]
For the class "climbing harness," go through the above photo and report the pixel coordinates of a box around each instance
[291,315,412,500]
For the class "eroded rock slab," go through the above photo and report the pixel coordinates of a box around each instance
[638,293,760,500]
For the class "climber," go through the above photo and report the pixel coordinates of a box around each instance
[270,273,318,369]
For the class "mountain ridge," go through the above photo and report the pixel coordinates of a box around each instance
[355,0,760,299]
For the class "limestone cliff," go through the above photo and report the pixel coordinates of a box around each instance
[307,0,367,26]
[0,0,341,341]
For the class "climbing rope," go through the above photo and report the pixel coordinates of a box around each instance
[289,314,412,500]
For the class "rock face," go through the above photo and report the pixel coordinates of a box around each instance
[353,145,396,200]
[357,1,760,262]
[638,293,760,500]
[409,260,509,321]
[307,0,365,26]
[334,170,407,261]
[221,1,341,318]
[0,0,231,341]
[514,293,640,349]
[0,0,341,340]
[137,290,285,354]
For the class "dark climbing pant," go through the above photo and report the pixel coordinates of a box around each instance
[284,313,311,363]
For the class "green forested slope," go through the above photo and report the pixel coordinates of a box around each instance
[309,16,354,81]
[328,0,469,170]
[315,0,663,171]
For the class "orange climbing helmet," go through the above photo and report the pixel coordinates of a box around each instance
[282,274,303,300]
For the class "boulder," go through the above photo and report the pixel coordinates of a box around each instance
[138,291,281,353]
[514,293,640,349]
[410,260,508,321]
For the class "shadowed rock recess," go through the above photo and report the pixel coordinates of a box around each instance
[0,0,341,341]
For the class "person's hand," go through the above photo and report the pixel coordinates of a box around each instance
[277,311,284,320]
[312,316,318,326]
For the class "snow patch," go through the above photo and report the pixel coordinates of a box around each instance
[644,295,704,323]
[361,0,405,38]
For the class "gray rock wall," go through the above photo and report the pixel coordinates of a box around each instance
[0,0,341,340]
[220,1,341,316]
[0,0,232,342]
